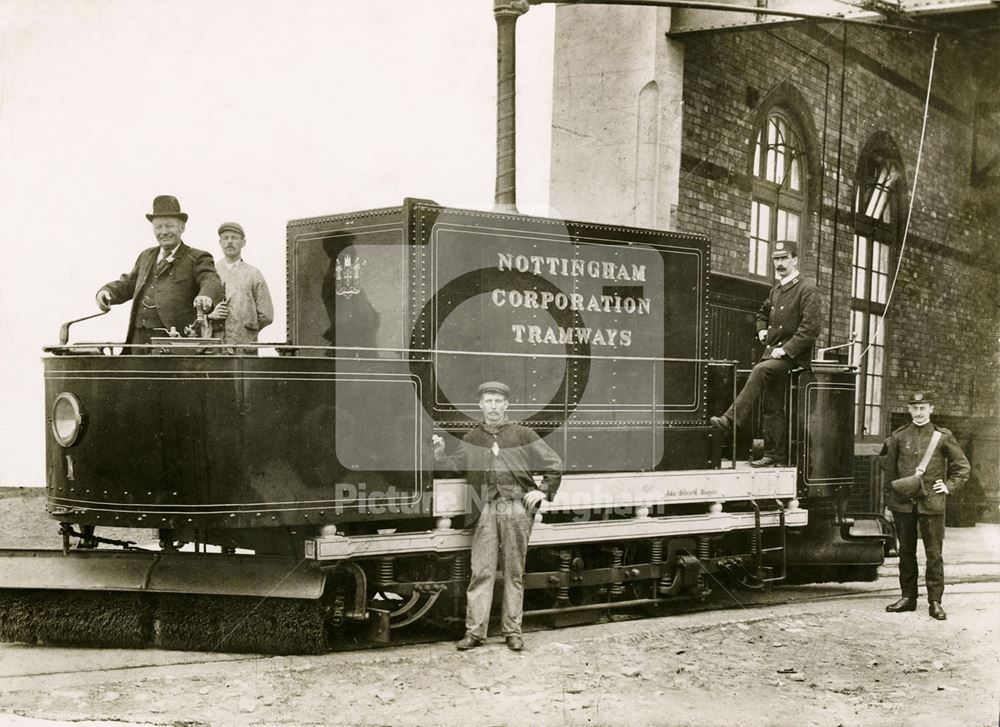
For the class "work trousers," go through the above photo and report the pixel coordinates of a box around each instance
[465,497,534,640]
[894,509,946,603]
[724,357,794,461]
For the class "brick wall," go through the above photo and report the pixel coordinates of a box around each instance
[676,22,999,435]
[852,455,880,514]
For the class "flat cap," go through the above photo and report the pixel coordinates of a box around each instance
[217,221,246,237]
[771,240,798,257]
[907,391,933,405]
[477,381,510,398]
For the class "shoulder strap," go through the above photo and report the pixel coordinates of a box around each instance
[915,430,942,475]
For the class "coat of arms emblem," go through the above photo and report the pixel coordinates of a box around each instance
[335,249,363,297]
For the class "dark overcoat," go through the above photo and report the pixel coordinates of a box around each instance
[101,243,223,343]
[754,275,821,368]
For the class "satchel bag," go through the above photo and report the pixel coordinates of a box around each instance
[890,430,941,499]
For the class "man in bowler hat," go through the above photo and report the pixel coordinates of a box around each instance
[432,381,562,651]
[96,195,223,347]
[881,392,970,620]
[710,240,821,466]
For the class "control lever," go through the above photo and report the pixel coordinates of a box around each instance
[58,310,110,345]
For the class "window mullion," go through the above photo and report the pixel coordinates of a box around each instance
[853,155,898,438]
[856,313,869,434]
[751,110,804,279]
[864,237,875,306]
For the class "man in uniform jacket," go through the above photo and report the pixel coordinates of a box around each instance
[96,195,224,347]
[432,381,562,652]
[881,392,970,620]
[711,240,821,466]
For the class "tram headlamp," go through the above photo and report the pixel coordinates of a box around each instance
[51,393,84,447]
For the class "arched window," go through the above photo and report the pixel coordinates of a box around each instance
[749,111,806,276]
[851,151,902,437]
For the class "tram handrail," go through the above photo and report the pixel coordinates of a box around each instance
[44,340,738,366]
[816,333,859,365]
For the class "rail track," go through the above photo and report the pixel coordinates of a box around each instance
[0,578,995,694]
[1,525,996,656]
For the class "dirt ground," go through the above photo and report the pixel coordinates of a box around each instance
[1,487,998,727]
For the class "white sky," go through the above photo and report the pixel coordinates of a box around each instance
[0,0,556,485]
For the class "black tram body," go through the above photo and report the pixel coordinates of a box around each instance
[32,199,889,650]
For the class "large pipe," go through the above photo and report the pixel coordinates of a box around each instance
[494,0,919,211]
[494,0,529,212]
[527,0,929,33]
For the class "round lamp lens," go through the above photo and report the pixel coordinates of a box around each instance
[51,393,83,447]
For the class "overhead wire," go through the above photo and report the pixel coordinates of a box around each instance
[855,32,940,367]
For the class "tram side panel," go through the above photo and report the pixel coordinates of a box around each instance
[44,354,433,534]
[287,199,720,485]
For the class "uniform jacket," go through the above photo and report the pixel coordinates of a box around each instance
[755,275,822,368]
[101,243,224,344]
[216,260,274,344]
[437,420,563,519]
[881,421,971,515]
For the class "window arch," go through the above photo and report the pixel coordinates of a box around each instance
[749,110,807,276]
[851,142,903,437]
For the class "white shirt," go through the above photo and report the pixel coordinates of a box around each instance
[779,270,800,286]
[157,244,180,263]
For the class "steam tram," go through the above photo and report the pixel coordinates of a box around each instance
[5,198,889,653]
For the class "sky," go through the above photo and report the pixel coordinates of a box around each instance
[0,0,556,485]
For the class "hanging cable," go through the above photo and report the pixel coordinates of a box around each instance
[856,33,939,366]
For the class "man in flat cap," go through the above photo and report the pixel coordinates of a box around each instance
[711,240,822,466]
[96,195,223,348]
[432,381,563,652]
[881,392,970,620]
[207,221,274,351]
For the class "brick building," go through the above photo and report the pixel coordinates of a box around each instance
[547,1,999,520]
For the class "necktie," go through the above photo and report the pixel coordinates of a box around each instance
[155,256,174,278]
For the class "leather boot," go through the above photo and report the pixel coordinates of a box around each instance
[928,602,947,620]
[456,635,484,650]
[885,596,917,613]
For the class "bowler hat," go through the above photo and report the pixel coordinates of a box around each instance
[907,391,934,405]
[477,381,510,398]
[146,195,188,223]
[218,221,246,237]
[771,240,798,257]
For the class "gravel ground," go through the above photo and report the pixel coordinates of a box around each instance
[1,487,998,727]
[0,487,142,549]
[0,586,996,727]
